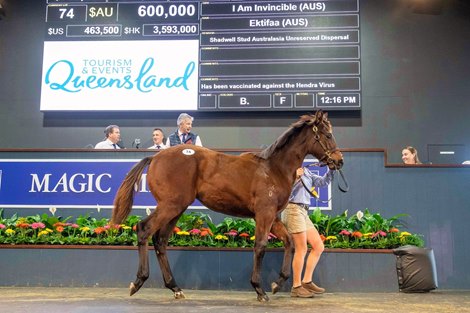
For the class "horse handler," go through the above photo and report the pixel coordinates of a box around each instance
[280,167,334,298]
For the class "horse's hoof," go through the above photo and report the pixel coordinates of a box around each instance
[271,282,280,295]
[174,291,186,299]
[129,282,139,296]
[257,294,270,302]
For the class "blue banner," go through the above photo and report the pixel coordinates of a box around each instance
[0,159,331,210]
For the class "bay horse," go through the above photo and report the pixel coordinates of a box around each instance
[111,110,343,301]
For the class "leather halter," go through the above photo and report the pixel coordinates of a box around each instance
[311,124,340,168]
[310,122,349,193]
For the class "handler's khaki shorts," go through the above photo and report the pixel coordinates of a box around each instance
[281,203,315,234]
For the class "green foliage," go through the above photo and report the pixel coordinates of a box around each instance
[215,217,256,236]
[176,212,216,232]
[0,208,425,249]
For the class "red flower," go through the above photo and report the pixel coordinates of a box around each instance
[372,230,387,238]
[190,229,201,235]
[225,230,238,237]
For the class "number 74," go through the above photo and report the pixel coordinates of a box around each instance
[59,8,75,19]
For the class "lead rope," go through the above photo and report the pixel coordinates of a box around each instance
[336,168,349,193]
[300,176,332,204]
[304,163,350,196]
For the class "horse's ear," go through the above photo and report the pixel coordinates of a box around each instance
[323,112,329,121]
[306,115,316,125]
[314,110,323,123]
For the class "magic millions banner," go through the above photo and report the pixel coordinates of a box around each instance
[0,159,331,210]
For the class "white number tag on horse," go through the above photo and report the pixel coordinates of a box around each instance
[182,149,195,156]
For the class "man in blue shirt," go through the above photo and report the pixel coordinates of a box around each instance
[281,167,334,298]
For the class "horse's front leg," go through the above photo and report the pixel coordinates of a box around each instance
[251,214,276,302]
[130,215,155,296]
[269,217,293,294]
[151,216,185,299]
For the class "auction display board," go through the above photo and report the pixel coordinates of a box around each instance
[41,0,360,111]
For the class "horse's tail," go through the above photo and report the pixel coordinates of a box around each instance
[111,156,153,225]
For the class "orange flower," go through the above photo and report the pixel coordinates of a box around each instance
[352,231,363,238]
[94,227,105,234]
[132,225,137,231]
[201,227,213,236]
[16,222,30,229]
[173,226,181,233]
[239,233,250,238]
[56,226,64,233]
[320,234,326,242]
[389,227,399,233]
[200,230,209,237]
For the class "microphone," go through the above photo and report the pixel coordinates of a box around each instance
[132,138,141,149]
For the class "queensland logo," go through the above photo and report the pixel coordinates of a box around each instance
[44,57,196,93]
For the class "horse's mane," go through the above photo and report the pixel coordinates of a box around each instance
[253,114,315,160]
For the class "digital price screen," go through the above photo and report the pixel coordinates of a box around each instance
[41,0,361,111]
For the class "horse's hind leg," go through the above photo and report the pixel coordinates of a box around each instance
[129,214,154,296]
[269,217,293,294]
[130,209,181,296]
[151,215,185,299]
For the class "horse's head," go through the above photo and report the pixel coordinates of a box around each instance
[304,111,344,170]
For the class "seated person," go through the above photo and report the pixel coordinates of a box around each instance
[148,128,167,150]
[166,113,203,147]
[401,146,422,164]
[95,125,121,149]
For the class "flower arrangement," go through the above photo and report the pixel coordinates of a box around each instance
[0,208,424,249]
[310,208,424,249]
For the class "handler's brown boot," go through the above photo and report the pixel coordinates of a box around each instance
[302,281,325,294]
[290,286,314,298]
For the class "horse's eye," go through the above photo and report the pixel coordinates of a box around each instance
[326,133,332,139]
